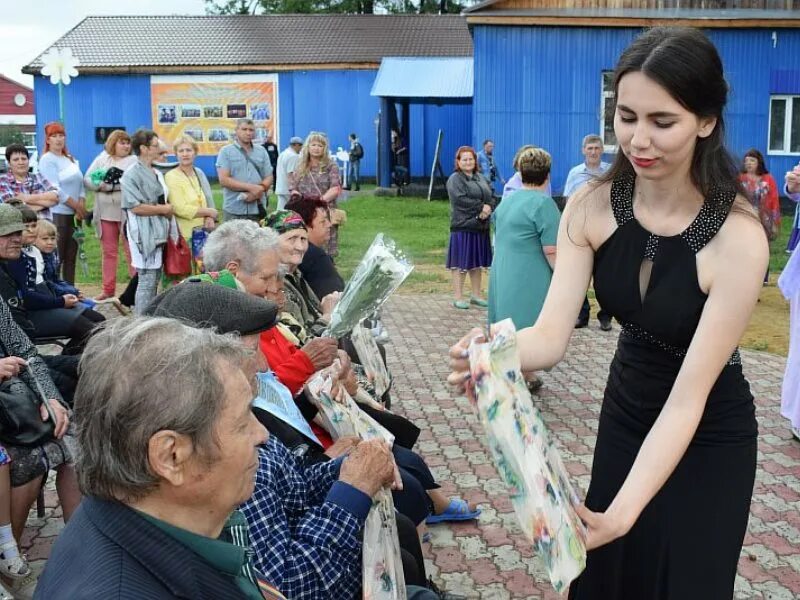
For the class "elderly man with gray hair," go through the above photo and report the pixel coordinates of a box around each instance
[216,118,273,222]
[33,317,286,599]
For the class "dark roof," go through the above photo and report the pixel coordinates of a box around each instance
[0,74,32,92]
[23,15,472,74]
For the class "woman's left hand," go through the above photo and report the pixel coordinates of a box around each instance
[574,504,631,551]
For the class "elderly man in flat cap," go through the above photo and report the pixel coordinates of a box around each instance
[34,317,288,599]
[146,281,450,600]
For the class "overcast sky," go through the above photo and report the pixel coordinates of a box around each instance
[0,0,207,87]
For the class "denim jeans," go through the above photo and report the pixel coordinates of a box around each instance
[347,159,360,190]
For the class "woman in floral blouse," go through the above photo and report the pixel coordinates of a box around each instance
[288,132,342,257]
[738,148,780,283]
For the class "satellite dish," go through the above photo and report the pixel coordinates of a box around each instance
[13,94,26,107]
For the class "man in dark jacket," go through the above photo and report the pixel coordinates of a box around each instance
[34,316,287,600]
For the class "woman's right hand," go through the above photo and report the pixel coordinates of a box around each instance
[787,164,800,194]
[161,204,174,217]
[447,327,484,391]
[0,357,26,381]
[62,294,79,308]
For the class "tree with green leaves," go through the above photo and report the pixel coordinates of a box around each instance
[0,126,26,147]
[205,0,467,14]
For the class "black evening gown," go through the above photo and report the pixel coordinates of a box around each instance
[568,173,757,600]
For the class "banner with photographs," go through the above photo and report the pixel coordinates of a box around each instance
[150,74,278,156]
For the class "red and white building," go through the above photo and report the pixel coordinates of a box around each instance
[0,74,35,144]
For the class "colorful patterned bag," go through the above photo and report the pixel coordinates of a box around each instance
[305,372,407,600]
[468,319,586,594]
[351,323,391,399]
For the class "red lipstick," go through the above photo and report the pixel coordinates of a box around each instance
[631,156,658,168]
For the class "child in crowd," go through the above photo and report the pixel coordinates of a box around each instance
[35,221,127,315]
[5,207,106,354]
[0,445,29,593]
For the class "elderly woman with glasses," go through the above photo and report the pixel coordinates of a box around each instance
[287,132,342,257]
[120,129,174,314]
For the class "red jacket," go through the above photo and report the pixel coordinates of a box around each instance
[259,328,316,396]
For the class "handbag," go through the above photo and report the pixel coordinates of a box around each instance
[164,219,192,277]
[0,375,55,447]
[236,146,268,218]
[307,171,346,226]
[330,208,347,226]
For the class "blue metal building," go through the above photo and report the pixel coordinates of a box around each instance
[23,15,473,180]
[464,4,800,195]
[371,57,474,187]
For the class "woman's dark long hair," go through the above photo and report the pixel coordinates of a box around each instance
[599,27,741,205]
[741,148,769,176]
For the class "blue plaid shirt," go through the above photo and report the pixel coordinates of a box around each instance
[241,436,372,600]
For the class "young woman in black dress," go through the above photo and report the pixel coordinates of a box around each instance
[448,27,768,599]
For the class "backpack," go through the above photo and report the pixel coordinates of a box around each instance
[352,142,364,160]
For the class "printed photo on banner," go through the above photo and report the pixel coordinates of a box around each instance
[151,74,279,155]
[208,128,230,142]
[251,103,271,121]
[203,105,223,118]
[226,104,247,119]
[181,104,202,118]
[158,105,177,124]
[184,128,204,142]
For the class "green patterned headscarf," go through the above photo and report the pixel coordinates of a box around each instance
[185,269,240,290]
[265,210,307,234]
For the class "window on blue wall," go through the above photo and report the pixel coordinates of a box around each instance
[601,71,617,152]
[768,95,800,155]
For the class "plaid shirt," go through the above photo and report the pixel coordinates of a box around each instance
[241,436,371,600]
[0,172,56,220]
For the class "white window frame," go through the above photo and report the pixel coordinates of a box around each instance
[601,71,617,153]
[768,94,800,156]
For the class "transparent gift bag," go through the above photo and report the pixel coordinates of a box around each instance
[351,322,392,399]
[468,319,587,594]
[305,371,407,600]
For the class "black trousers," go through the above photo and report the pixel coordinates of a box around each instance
[43,354,80,407]
[579,295,610,324]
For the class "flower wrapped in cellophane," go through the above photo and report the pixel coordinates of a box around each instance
[468,319,586,594]
[305,371,407,600]
[324,234,413,339]
[351,323,392,399]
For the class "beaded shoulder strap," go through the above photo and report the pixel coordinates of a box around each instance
[609,171,635,226]
[679,187,736,254]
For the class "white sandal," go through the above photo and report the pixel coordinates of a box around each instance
[0,542,30,579]
[0,581,13,600]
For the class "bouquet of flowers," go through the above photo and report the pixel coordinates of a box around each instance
[305,369,407,600]
[324,234,413,339]
[351,323,392,399]
[468,319,586,594]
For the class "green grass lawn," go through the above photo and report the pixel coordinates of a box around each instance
[76,187,454,293]
[76,184,796,293]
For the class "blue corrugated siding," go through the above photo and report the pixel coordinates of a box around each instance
[409,101,473,177]
[473,26,800,195]
[278,69,380,178]
[32,74,153,174]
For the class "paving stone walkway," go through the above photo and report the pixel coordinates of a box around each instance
[381,294,800,600]
[13,294,800,599]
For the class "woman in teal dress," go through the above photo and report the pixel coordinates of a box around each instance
[488,147,560,388]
